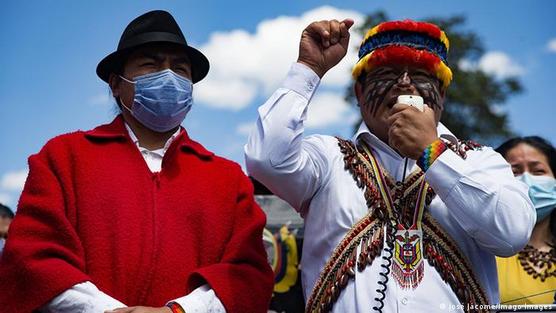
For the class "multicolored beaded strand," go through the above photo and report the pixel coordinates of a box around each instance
[166,302,185,313]
[417,139,447,172]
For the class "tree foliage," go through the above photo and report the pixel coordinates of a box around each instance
[345,12,522,142]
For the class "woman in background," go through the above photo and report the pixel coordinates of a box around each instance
[496,136,556,304]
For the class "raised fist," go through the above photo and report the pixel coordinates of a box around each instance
[297,19,354,78]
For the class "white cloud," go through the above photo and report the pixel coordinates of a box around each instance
[195,6,364,110]
[0,193,11,206]
[233,93,358,132]
[491,103,506,115]
[0,170,27,209]
[458,59,475,72]
[1,169,28,192]
[305,92,358,128]
[194,77,257,110]
[480,51,524,78]
[547,38,556,53]
[458,51,524,79]
[236,122,256,136]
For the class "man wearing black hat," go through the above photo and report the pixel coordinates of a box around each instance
[0,10,273,313]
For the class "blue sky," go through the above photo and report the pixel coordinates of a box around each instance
[1,0,555,209]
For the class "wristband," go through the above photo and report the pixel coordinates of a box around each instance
[417,138,447,172]
[166,302,186,313]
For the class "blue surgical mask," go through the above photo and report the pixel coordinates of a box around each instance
[517,172,556,222]
[120,69,193,132]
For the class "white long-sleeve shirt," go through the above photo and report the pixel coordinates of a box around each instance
[41,124,226,313]
[245,62,536,312]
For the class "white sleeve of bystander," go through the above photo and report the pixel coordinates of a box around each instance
[40,281,126,313]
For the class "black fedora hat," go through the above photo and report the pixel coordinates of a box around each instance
[96,10,209,83]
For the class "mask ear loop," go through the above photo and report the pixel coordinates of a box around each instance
[117,75,136,113]
[119,75,136,84]
[119,97,133,113]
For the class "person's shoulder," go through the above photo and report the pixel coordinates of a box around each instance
[196,152,252,188]
[41,117,127,152]
[182,136,242,170]
[51,130,88,142]
[209,153,241,169]
[38,130,89,154]
[304,134,345,151]
[24,130,91,170]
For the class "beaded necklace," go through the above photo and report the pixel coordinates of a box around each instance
[359,142,429,289]
[518,244,556,282]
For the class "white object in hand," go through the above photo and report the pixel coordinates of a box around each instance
[397,95,424,111]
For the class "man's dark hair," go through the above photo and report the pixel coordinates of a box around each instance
[0,203,14,219]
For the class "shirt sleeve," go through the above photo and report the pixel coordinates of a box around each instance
[168,284,226,313]
[244,62,329,215]
[425,146,536,256]
[40,281,125,313]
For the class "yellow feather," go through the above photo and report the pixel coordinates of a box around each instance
[440,31,450,51]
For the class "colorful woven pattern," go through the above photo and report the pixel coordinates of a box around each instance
[417,139,447,172]
[166,302,185,313]
[352,19,452,89]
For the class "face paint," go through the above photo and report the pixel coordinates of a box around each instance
[360,68,443,115]
[361,74,396,116]
[413,78,443,112]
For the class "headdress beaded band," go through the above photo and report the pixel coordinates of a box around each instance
[352,19,453,89]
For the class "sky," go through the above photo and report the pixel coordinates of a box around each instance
[1,0,555,210]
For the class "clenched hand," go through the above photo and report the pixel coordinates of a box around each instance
[297,19,354,78]
[387,103,439,160]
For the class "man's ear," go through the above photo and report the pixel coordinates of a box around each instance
[108,73,121,98]
[434,87,446,123]
[354,81,364,107]
[439,87,446,110]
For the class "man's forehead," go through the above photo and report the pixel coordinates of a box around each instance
[364,64,441,88]
[0,213,12,219]
[369,65,433,76]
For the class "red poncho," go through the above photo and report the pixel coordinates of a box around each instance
[0,116,273,312]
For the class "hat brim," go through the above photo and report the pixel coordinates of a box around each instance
[96,42,209,84]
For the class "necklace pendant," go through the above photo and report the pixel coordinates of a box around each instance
[392,226,424,289]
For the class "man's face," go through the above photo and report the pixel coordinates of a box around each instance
[109,43,193,112]
[355,65,445,144]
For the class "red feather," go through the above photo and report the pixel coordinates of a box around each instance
[368,45,441,74]
[377,19,442,40]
